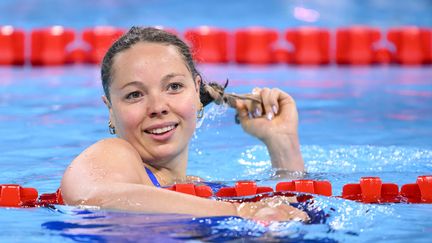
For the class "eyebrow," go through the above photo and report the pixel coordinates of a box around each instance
[161,73,186,83]
[120,73,186,89]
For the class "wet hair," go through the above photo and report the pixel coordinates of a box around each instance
[101,26,225,107]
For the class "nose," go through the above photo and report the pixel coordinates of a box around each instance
[147,94,169,118]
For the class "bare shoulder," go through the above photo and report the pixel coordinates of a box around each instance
[60,138,143,203]
[72,138,142,170]
[87,137,137,155]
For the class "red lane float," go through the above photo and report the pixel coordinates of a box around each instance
[38,188,64,206]
[342,177,399,203]
[388,26,432,65]
[0,26,25,65]
[184,26,229,63]
[214,180,331,198]
[400,175,432,203]
[342,176,432,203]
[1,176,432,207]
[82,26,125,64]
[285,27,330,65]
[1,25,432,66]
[271,47,291,63]
[0,184,38,207]
[373,47,393,64]
[336,26,382,65]
[66,48,88,64]
[166,184,213,198]
[214,181,316,204]
[276,180,332,196]
[234,27,279,64]
[31,26,76,66]
[215,181,273,197]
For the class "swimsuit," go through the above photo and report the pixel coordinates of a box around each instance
[145,167,161,188]
[144,166,225,191]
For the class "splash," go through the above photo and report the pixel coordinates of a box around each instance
[303,145,432,173]
[196,103,229,129]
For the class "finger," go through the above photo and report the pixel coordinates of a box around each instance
[251,100,263,118]
[277,204,310,222]
[236,97,262,118]
[263,88,282,120]
[250,87,263,117]
[274,88,294,105]
[235,100,251,124]
[268,88,280,115]
[260,88,275,120]
[252,87,261,96]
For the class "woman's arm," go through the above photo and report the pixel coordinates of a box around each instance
[262,133,304,171]
[60,138,307,221]
[63,180,308,221]
[61,138,236,216]
[70,181,238,217]
[234,88,304,172]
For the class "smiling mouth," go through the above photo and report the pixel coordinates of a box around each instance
[144,124,178,135]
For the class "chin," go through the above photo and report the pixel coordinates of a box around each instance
[146,145,185,163]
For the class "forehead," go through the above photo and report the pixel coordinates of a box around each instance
[111,42,190,83]
[118,42,182,61]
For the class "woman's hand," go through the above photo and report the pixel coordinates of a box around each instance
[234,88,304,171]
[234,87,298,141]
[235,196,310,222]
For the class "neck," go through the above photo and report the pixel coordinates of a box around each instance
[147,149,189,185]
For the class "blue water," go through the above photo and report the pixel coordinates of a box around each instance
[1,0,432,242]
[1,65,432,242]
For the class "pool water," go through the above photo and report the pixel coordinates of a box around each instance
[1,64,431,242]
[1,0,432,242]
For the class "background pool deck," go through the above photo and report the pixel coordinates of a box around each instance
[1,0,431,30]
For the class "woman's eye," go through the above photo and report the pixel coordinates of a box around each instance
[168,82,184,92]
[126,91,142,100]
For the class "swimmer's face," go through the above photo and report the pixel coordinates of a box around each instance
[104,42,201,166]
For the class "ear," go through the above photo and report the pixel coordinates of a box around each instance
[194,75,202,94]
[102,95,115,126]
[194,75,202,107]
[102,95,110,107]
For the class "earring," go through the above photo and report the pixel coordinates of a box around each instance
[108,120,116,135]
[197,103,204,119]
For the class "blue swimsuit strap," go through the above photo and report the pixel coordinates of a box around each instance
[145,167,161,188]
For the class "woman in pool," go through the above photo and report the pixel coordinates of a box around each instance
[61,26,306,221]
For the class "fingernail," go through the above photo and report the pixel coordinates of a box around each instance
[255,108,262,117]
[252,88,259,95]
[272,105,278,115]
[266,112,273,121]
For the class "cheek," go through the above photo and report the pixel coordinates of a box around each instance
[174,97,198,123]
[114,105,144,130]
[181,101,198,121]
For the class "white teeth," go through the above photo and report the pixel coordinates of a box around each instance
[147,125,175,135]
